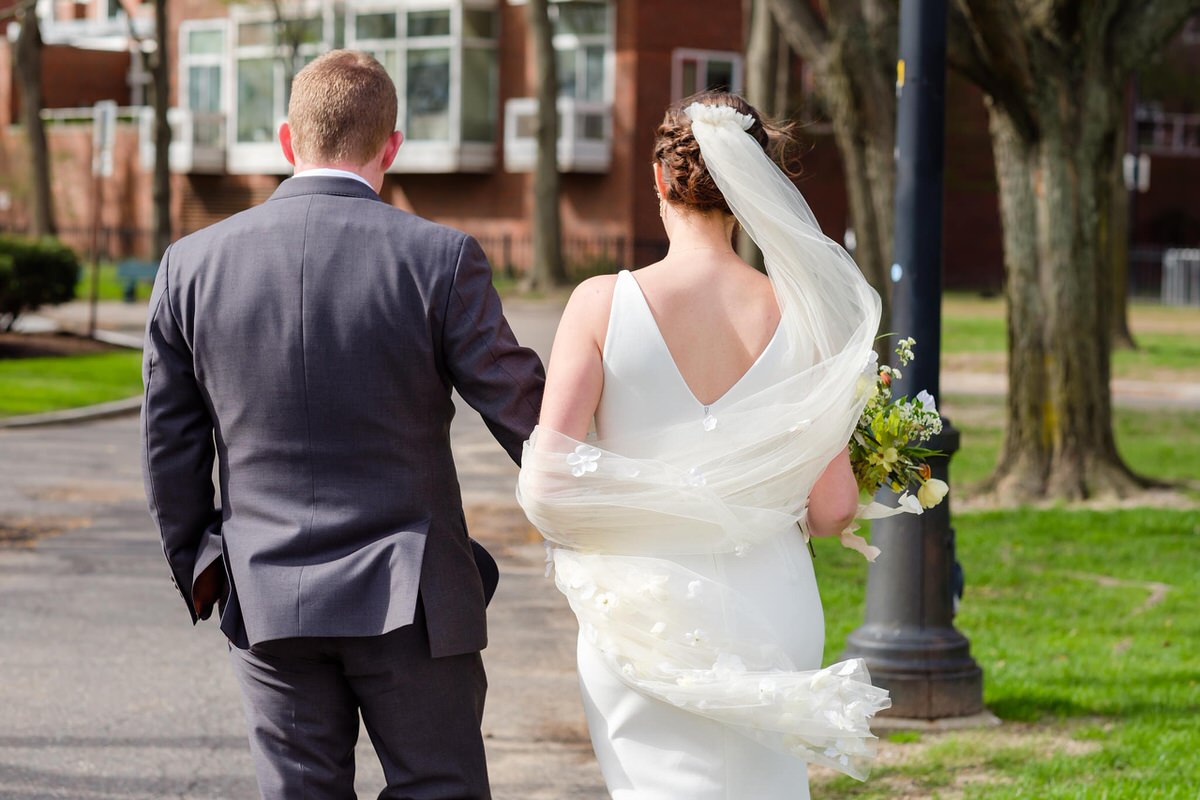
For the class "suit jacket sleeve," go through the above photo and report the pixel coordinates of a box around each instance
[442,236,546,463]
[140,245,223,623]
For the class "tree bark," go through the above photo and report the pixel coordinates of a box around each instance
[955,0,1186,501]
[768,0,896,321]
[525,0,566,291]
[14,1,55,237]
[151,0,172,258]
[1108,81,1137,350]
[738,0,778,270]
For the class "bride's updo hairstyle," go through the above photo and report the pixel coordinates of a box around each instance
[654,91,796,216]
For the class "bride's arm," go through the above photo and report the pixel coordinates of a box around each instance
[536,276,616,441]
[804,448,859,537]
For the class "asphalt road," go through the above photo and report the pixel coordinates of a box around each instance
[0,300,608,799]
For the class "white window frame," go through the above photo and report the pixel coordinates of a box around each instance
[224,0,497,174]
[502,0,613,173]
[180,19,229,117]
[670,48,744,102]
[227,1,335,173]
[550,0,614,105]
[344,0,499,172]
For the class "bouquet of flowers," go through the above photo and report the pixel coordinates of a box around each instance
[836,338,949,561]
[851,337,948,510]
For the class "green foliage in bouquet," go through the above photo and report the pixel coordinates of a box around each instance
[850,337,948,510]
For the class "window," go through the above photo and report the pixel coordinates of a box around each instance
[671,49,744,101]
[180,20,227,150]
[233,13,327,144]
[346,2,499,146]
[222,1,499,173]
[552,1,611,103]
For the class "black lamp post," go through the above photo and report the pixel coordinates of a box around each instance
[842,0,984,719]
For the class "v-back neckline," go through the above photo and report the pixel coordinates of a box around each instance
[623,271,782,409]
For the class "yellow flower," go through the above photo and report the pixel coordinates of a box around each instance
[917,478,949,509]
[881,447,899,467]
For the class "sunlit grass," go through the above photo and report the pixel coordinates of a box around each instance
[0,351,143,417]
[816,507,1200,798]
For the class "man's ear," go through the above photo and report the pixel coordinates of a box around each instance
[279,121,297,166]
[380,130,404,171]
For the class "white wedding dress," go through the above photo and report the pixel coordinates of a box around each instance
[577,270,822,799]
[517,102,890,800]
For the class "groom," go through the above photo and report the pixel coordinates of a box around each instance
[140,50,544,799]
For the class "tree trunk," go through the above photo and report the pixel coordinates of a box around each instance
[151,0,171,258]
[984,78,1145,502]
[738,0,778,271]
[524,0,566,291]
[767,0,896,321]
[14,3,55,237]
[1108,81,1137,350]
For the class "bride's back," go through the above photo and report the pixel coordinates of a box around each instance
[626,255,780,408]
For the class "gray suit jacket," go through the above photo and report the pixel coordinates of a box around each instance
[141,176,544,656]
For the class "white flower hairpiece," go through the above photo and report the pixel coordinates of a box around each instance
[684,102,754,132]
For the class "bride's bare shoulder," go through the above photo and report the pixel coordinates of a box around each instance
[559,273,620,345]
[561,272,619,321]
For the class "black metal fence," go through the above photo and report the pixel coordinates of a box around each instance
[474,233,668,280]
[0,222,667,280]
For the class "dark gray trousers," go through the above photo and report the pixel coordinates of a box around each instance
[228,603,491,800]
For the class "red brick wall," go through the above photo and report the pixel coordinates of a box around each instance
[10,45,133,111]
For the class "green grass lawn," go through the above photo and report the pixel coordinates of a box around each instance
[941,295,1200,382]
[815,505,1200,798]
[0,350,143,417]
[808,374,1200,797]
[943,395,1200,489]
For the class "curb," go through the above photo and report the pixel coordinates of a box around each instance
[0,395,143,430]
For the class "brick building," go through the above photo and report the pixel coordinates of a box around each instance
[1,1,1198,292]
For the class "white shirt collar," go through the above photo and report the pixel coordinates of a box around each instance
[290,167,375,190]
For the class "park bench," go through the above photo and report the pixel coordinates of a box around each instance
[116,258,159,303]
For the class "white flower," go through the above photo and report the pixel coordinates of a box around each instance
[684,467,707,487]
[686,580,703,599]
[897,492,923,514]
[702,414,718,432]
[915,389,938,415]
[734,541,751,558]
[566,444,601,477]
[917,478,949,509]
[683,628,708,647]
[649,621,667,637]
[620,662,637,679]
[639,574,670,601]
[863,350,880,375]
[594,591,619,613]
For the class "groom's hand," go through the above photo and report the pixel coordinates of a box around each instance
[192,560,225,620]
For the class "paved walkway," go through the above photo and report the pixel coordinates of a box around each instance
[2,294,1197,798]
[0,301,605,799]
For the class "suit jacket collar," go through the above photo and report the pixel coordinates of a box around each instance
[268,175,385,204]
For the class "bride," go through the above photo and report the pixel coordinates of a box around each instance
[517,92,890,798]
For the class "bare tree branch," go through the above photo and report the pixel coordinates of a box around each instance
[765,0,830,62]
[1113,0,1200,73]
[951,0,1039,140]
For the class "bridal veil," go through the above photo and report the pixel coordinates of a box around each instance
[517,101,890,779]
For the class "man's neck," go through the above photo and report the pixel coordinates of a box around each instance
[292,163,379,192]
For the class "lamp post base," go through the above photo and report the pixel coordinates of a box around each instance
[845,623,984,719]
